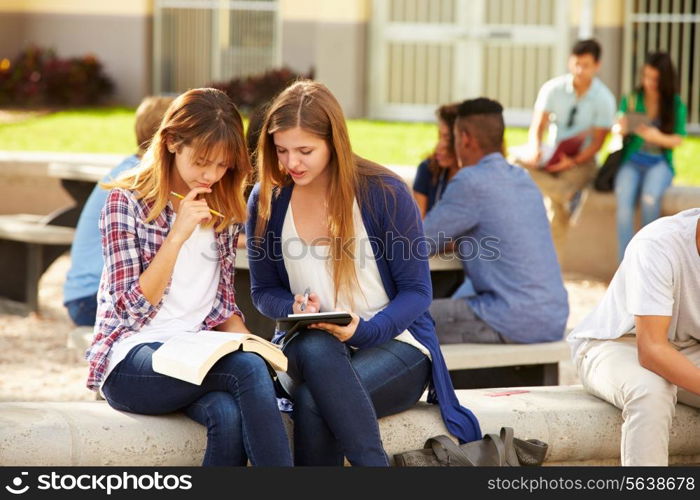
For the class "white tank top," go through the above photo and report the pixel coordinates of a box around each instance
[281,200,430,359]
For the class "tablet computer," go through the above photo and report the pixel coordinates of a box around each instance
[275,312,352,336]
[625,111,651,132]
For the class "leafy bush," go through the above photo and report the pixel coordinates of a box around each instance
[208,67,314,113]
[0,45,113,107]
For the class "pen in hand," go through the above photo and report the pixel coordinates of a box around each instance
[300,287,311,312]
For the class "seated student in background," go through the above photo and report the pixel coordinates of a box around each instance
[86,88,292,466]
[513,39,615,256]
[63,96,173,326]
[423,98,569,345]
[568,208,700,466]
[247,80,481,466]
[413,103,460,218]
[614,52,687,262]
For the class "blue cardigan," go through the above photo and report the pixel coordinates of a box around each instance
[246,175,482,443]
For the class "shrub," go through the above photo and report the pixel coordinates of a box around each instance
[208,67,314,114]
[0,45,113,107]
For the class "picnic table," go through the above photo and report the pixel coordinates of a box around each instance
[0,162,111,312]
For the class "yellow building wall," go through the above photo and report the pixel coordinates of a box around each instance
[280,0,370,22]
[0,0,153,16]
[1,0,624,25]
[570,0,625,27]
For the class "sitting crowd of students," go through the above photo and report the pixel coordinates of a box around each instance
[62,38,696,467]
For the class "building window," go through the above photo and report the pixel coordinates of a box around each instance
[154,0,280,94]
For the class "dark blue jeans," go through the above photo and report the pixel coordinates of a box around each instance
[65,294,97,326]
[282,330,431,466]
[102,342,292,466]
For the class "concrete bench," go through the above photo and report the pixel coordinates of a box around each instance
[0,213,75,312]
[2,386,698,466]
[68,328,570,389]
[441,341,570,389]
[69,332,570,391]
[561,186,700,281]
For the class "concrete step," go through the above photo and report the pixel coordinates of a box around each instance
[2,385,698,466]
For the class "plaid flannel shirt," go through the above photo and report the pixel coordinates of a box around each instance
[85,188,243,391]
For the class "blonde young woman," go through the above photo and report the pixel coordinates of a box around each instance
[247,80,481,466]
[85,88,292,466]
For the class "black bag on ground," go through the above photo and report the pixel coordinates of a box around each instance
[594,93,637,192]
[593,148,624,192]
[393,427,548,467]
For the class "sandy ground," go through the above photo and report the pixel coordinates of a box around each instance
[0,255,608,402]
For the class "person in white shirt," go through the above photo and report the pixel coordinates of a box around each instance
[568,208,700,466]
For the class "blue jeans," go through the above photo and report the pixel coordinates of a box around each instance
[614,159,673,261]
[282,330,430,466]
[65,294,97,326]
[102,342,292,466]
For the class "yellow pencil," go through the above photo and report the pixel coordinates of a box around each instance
[170,191,225,218]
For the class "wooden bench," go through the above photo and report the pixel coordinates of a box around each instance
[0,214,75,312]
[2,386,698,466]
[441,341,570,388]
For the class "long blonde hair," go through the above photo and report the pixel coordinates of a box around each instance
[104,88,251,231]
[255,80,399,307]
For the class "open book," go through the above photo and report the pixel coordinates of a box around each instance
[275,311,352,337]
[152,330,287,385]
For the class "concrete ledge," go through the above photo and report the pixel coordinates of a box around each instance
[0,151,122,178]
[561,186,700,281]
[0,214,75,245]
[441,341,570,370]
[2,386,699,466]
[0,151,122,216]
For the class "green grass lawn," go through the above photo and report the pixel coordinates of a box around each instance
[2,107,699,185]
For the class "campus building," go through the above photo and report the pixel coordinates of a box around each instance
[0,0,697,130]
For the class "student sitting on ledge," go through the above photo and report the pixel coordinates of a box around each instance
[247,80,482,466]
[569,208,700,466]
[423,98,569,345]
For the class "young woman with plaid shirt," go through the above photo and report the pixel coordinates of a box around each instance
[85,88,292,466]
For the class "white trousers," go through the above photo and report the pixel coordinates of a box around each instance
[576,336,700,466]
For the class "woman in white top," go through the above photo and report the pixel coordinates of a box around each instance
[247,81,482,466]
[86,88,292,466]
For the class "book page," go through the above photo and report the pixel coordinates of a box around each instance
[153,331,288,384]
[152,331,242,385]
[156,331,240,367]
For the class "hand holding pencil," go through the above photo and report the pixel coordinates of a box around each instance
[169,187,216,244]
[171,191,225,218]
